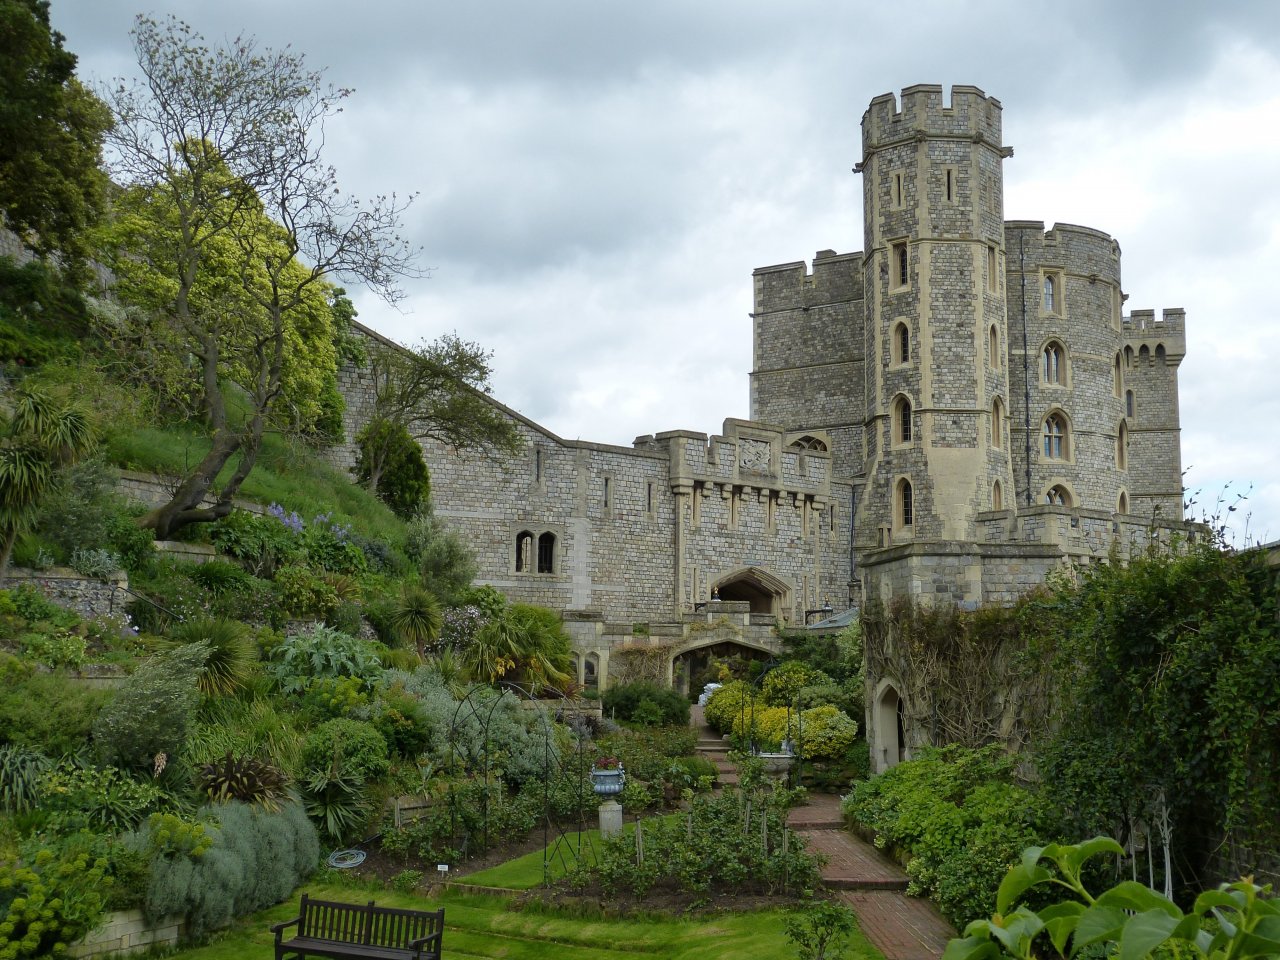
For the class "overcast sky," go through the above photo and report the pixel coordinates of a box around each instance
[53,1,1280,544]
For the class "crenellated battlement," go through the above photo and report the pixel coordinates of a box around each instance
[1123,308,1186,355]
[752,249,862,314]
[862,83,1002,153]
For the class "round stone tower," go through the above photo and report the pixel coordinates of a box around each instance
[857,84,1016,551]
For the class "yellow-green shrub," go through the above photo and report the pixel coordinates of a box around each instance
[789,705,858,761]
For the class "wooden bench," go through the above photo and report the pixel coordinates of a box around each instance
[271,894,445,960]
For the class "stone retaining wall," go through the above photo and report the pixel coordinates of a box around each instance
[1,567,128,620]
[70,910,186,959]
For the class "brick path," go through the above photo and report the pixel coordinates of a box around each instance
[692,706,955,960]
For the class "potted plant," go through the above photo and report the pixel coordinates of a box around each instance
[590,756,625,796]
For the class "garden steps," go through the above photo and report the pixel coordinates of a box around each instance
[837,890,956,960]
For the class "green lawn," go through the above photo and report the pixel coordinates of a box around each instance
[160,883,837,959]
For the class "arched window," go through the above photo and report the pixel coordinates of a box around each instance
[989,325,1000,369]
[992,479,1003,511]
[1042,274,1056,312]
[583,653,599,691]
[1043,413,1068,460]
[893,322,910,365]
[1126,389,1135,418]
[1114,354,1123,397]
[1155,344,1167,364]
[1124,345,1134,368]
[1043,341,1066,385]
[1117,491,1129,515]
[1116,421,1128,470]
[894,396,913,444]
[896,478,913,528]
[1139,344,1150,364]
[537,532,556,573]
[790,435,828,452]
[991,397,1004,449]
[514,530,534,572]
[1045,485,1071,507]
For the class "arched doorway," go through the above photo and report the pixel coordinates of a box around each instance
[874,681,907,773]
[671,639,777,698]
[711,566,793,618]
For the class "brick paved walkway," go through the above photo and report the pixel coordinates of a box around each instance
[692,706,956,960]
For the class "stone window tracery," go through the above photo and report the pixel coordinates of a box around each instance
[895,478,913,528]
[514,530,533,573]
[1042,341,1066,385]
[891,241,908,290]
[1045,484,1071,507]
[893,322,910,365]
[893,396,913,445]
[1042,413,1068,460]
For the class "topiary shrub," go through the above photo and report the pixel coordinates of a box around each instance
[602,681,690,727]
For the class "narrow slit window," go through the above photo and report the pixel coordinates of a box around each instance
[945,168,954,202]
[536,532,556,573]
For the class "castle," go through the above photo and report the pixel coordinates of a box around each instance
[334,84,1190,768]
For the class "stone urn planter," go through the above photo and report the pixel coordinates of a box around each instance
[590,765,625,796]
[755,752,794,777]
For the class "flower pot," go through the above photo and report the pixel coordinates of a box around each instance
[591,767,625,796]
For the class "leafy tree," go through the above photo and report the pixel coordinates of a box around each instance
[0,0,110,268]
[359,333,523,492]
[405,504,477,603]
[0,385,95,578]
[355,418,430,518]
[98,16,416,538]
[465,602,572,689]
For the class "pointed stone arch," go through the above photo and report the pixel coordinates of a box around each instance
[711,565,794,618]
[872,677,908,773]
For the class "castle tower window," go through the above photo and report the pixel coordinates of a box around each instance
[892,171,904,209]
[893,322,910,365]
[896,478,913,528]
[890,241,909,290]
[1116,421,1128,470]
[987,246,998,292]
[1045,485,1071,507]
[534,448,542,482]
[1114,354,1123,397]
[1042,274,1058,313]
[515,530,534,572]
[1042,341,1066,385]
[537,532,556,573]
[944,166,955,203]
[992,479,1003,511]
[1155,344,1167,363]
[893,396,913,445]
[1126,389,1136,418]
[1117,491,1129,514]
[991,397,1004,449]
[602,476,610,509]
[989,324,1000,367]
[1042,413,1068,460]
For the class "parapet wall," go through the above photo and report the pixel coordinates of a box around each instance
[862,84,1002,152]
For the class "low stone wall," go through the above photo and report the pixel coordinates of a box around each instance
[1,567,128,620]
[70,910,186,959]
[115,469,267,515]
[154,540,219,565]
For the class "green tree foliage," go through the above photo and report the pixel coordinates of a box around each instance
[0,842,111,958]
[784,901,858,960]
[389,584,442,657]
[405,505,477,604]
[1035,543,1280,895]
[0,0,110,268]
[97,15,416,538]
[0,385,95,577]
[465,603,573,688]
[360,334,522,492]
[603,682,691,727]
[355,418,430,518]
[92,642,207,773]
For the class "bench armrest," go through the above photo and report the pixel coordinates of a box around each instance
[410,928,443,959]
[269,916,299,941]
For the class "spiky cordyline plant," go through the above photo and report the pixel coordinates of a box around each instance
[196,752,290,812]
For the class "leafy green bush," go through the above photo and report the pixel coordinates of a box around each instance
[0,845,111,958]
[208,510,298,578]
[789,705,859,761]
[268,623,384,694]
[36,761,168,833]
[703,680,751,736]
[844,745,1053,926]
[405,508,476,605]
[143,800,318,936]
[762,660,833,707]
[18,628,86,669]
[355,419,430,519]
[297,675,369,722]
[302,718,390,784]
[603,681,690,727]
[0,654,111,755]
[92,643,207,773]
[274,565,340,620]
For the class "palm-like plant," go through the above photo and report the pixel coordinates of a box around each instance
[165,617,256,696]
[388,584,442,657]
[463,603,573,689]
[0,387,95,579]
